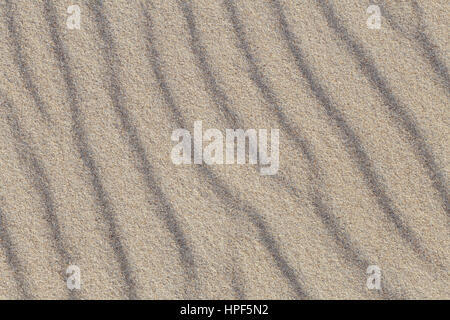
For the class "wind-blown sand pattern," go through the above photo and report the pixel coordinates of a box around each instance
[0,0,448,299]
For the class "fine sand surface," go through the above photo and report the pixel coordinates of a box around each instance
[0,0,448,299]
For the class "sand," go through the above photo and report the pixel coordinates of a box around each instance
[0,0,448,299]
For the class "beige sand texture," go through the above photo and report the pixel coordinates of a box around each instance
[0,0,448,299]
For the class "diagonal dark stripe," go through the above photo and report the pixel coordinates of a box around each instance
[87,0,198,298]
[0,204,33,299]
[142,0,310,299]
[2,0,51,121]
[43,0,138,300]
[223,0,400,299]
[316,0,449,217]
[271,0,445,271]
[0,93,77,299]
[377,0,450,94]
